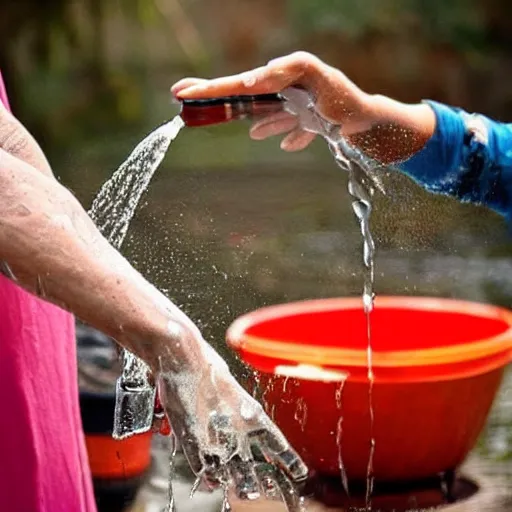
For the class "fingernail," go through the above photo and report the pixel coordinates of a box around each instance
[280,139,294,151]
[250,129,265,141]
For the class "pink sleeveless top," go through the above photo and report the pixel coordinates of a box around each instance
[0,74,96,511]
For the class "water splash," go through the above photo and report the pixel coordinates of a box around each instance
[334,377,350,496]
[86,116,312,512]
[261,375,276,414]
[294,397,308,432]
[190,474,202,499]
[335,378,345,410]
[335,417,349,496]
[335,146,377,508]
[221,486,232,512]
[251,371,261,400]
[89,116,184,248]
[162,434,178,512]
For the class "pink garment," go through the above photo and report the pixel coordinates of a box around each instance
[0,73,96,512]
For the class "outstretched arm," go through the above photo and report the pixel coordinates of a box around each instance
[172,52,436,163]
[398,101,512,219]
[0,107,307,496]
[0,146,205,373]
[172,51,512,219]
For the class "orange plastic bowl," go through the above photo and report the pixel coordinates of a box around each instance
[227,297,512,483]
[85,432,153,480]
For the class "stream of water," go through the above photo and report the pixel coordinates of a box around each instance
[334,145,377,508]
[88,115,184,511]
[281,87,379,508]
[88,116,184,247]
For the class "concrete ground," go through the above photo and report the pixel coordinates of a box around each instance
[128,442,512,512]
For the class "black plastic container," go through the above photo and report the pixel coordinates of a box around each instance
[77,325,152,512]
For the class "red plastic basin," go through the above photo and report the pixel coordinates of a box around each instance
[227,296,512,483]
[85,431,152,480]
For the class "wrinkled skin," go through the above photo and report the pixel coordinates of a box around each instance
[158,336,307,498]
[172,51,436,164]
[0,101,307,503]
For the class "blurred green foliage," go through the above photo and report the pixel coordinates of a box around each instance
[288,0,486,49]
[1,0,512,162]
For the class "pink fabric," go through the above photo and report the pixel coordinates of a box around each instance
[0,73,96,511]
[0,75,10,111]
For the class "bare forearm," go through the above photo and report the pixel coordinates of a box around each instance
[347,94,436,165]
[0,149,208,374]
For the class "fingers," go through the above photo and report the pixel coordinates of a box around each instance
[249,425,290,454]
[273,468,305,512]
[249,428,309,484]
[201,454,225,491]
[229,455,261,501]
[250,112,298,140]
[171,78,209,96]
[171,51,369,139]
[174,51,323,99]
[175,66,270,98]
[280,129,316,152]
[254,463,281,501]
[250,111,317,151]
[271,448,309,484]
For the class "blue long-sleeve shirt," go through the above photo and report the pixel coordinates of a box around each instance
[398,101,512,220]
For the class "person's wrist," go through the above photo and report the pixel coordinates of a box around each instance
[347,94,435,164]
[151,320,210,376]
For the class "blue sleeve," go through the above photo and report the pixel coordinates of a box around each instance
[397,101,512,220]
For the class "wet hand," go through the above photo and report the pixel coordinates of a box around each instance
[157,347,308,508]
[171,51,375,152]
[171,51,435,164]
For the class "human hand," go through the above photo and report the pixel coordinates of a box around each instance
[172,51,374,153]
[171,51,435,164]
[157,341,308,508]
